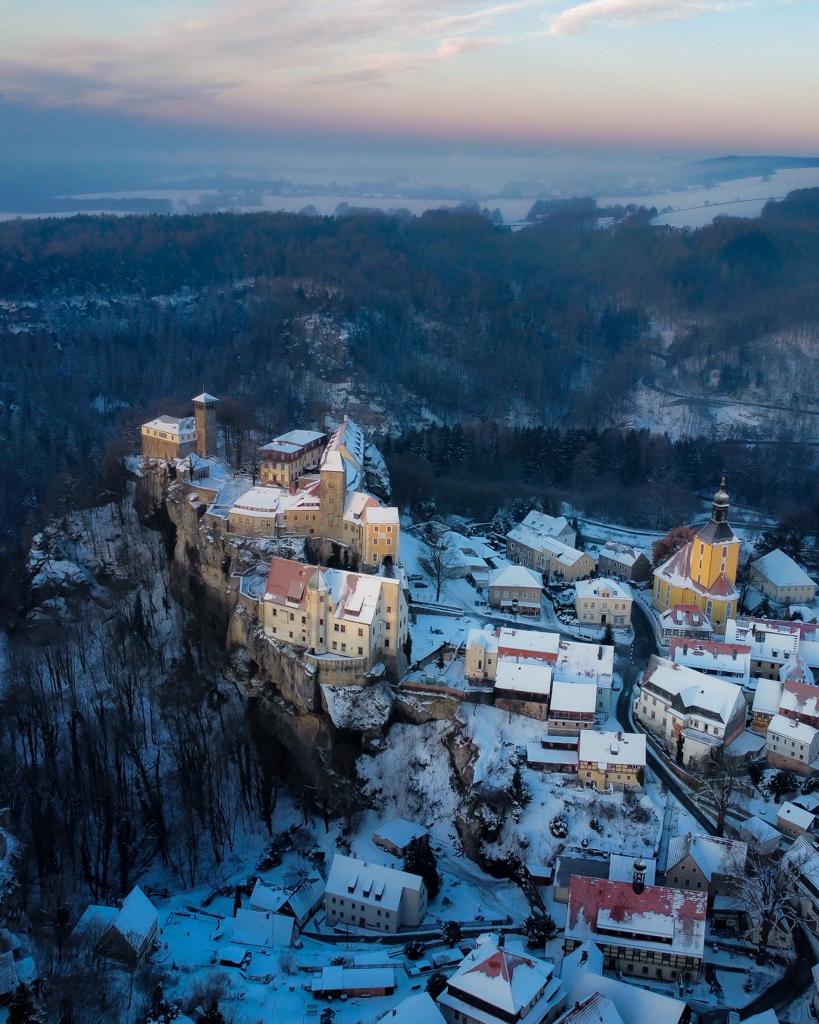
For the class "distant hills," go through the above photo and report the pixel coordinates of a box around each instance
[686,155,819,186]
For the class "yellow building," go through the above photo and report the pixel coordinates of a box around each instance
[652,478,741,634]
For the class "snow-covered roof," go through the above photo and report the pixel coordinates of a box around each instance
[642,655,745,725]
[660,604,712,631]
[526,744,579,768]
[325,567,391,626]
[110,886,157,952]
[231,485,294,515]
[364,505,400,525]
[192,391,218,403]
[599,541,647,569]
[260,429,325,456]
[767,713,819,746]
[782,836,819,896]
[249,874,324,924]
[666,833,747,880]
[565,878,707,959]
[495,661,553,696]
[443,937,558,1018]
[549,680,597,714]
[753,549,816,590]
[489,564,543,591]
[559,993,623,1024]
[554,641,613,689]
[142,414,196,435]
[378,992,446,1024]
[608,855,657,887]
[578,731,645,768]
[507,510,573,549]
[561,944,686,1024]
[725,618,801,664]
[779,675,819,718]
[778,801,816,831]
[497,627,560,658]
[312,967,395,994]
[669,639,751,680]
[231,907,294,947]
[372,818,429,850]
[739,815,781,848]
[467,626,499,653]
[752,677,783,716]
[325,854,424,913]
[575,578,632,601]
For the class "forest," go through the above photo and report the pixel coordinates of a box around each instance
[1,189,819,597]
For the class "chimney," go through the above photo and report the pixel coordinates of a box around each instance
[683,642,688,656]
[633,858,647,895]
[597,645,603,661]
[498,933,505,949]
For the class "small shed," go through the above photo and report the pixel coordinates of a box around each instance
[372,818,430,857]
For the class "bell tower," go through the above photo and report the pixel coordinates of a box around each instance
[192,392,218,458]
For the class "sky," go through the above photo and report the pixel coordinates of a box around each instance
[0,0,818,193]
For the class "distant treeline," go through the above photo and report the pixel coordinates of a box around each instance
[384,423,819,531]
[1,189,819,556]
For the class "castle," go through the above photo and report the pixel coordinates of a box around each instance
[652,478,740,634]
[141,395,400,571]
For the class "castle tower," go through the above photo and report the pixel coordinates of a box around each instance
[192,392,218,458]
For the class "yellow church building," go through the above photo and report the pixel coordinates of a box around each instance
[652,478,741,634]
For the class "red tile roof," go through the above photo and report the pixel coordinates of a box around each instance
[265,558,317,605]
[670,639,751,658]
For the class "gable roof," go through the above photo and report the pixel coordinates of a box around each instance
[666,833,747,880]
[654,542,739,600]
[642,655,745,724]
[558,993,624,1024]
[264,558,318,605]
[111,886,158,952]
[565,877,707,959]
[326,854,424,913]
[754,549,816,590]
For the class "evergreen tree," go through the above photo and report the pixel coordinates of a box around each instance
[404,835,441,899]
[8,984,44,1024]
[602,624,615,646]
[426,971,448,999]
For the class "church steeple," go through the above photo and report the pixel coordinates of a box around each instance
[711,473,730,524]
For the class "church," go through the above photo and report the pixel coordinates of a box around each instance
[652,478,741,634]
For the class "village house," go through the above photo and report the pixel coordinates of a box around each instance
[507,510,577,557]
[494,661,553,720]
[437,934,566,1024]
[74,885,158,967]
[597,541,652,583]
[777,801,817,839]
[488,564,544,617]
[464,627,614,715]
[547,681,597,733]
[465,626,558,682]
[664,833,747,897]
[525,733,580,774]
[261,557,408,677]
[574,578,633,628]
[564,873,707,983]
[766,714,819,774]
[751,548,817,607]
[652,478,741,634]
[669,638,751,686]
[577,730,646,792]
[751,678,783,734]
[636,655,747,766]
[379,993,447,1024]
[553,853,611,903]
[725,617,806,680]
[559,943,686,1024]
[258,429,326,486]
[141,391,218,461]
[324,854,427,933]
[660,604,713,643]
[249,873,325,928]
[372,818,430,857]
[312,966,397,999]
[737,815,781,856]
[231,907,296,948]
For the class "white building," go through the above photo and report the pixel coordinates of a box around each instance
[669,639,751,686]
[438,934,566,1024]
[778,801,816,838]
[372,819,430,857]
[325,854,427,933]
[752,549,817,607]
[554,640,614,715]
[636,655,747,766]
[766,714,819,775]
[665,833,747,894]
[548,681,597,732]
[574,578,633,628]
